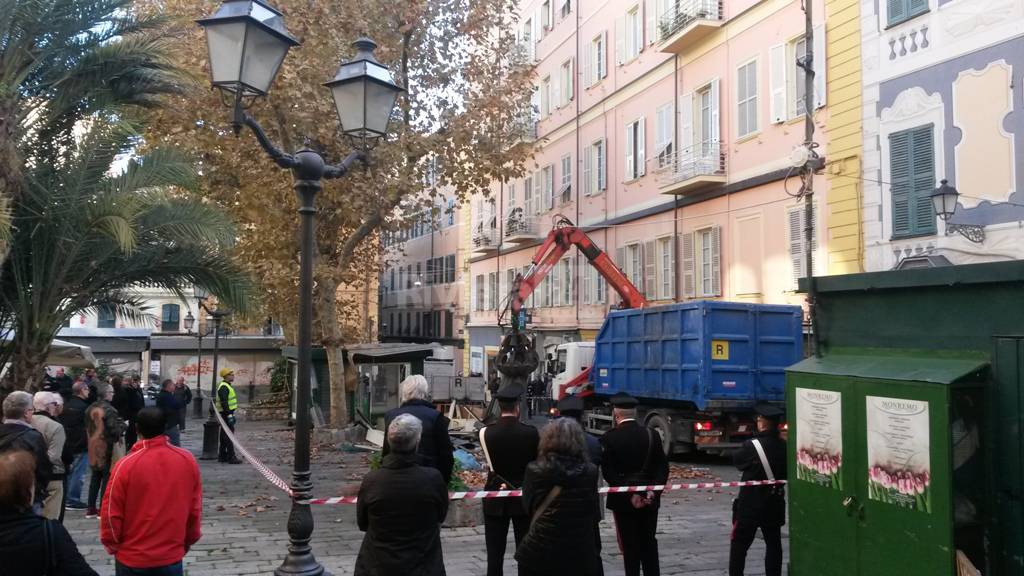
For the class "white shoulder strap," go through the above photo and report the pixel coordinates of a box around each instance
[752,439,775,481]
[479,426,495,472]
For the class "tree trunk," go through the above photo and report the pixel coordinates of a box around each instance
[318,275,350,429]
[9,332,52,391]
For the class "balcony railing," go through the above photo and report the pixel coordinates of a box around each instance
[511,111,539,144]
[658,0,724,54]
[472,226,499,251]
[658,141,727,195]
[505,209,539,242]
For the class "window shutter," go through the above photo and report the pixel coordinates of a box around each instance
[553,73,561,110]
[680,92,694,157]
[644,239,656,298]
[625,122,635,180]
[551,261,562,306]
[533,171,543,214]
[889,130,913,237]
[601,31,609,78]
[597,139,607,190]
[637,116,647,176]
[615,246,627,303]
[568,57,574,101]
[583,144,593,195]
[615,17,626,65]
[813,24,826,109]
[669,235,677,298]
[681,233,696,298]
[499,271,507,307]
[769,43,786,124]
[645,0,656,45]
[788,206,805,287]
[908,0,927,13]
[583,39,593,87]
[583,264,592,304]
[548,0,555,29]
[471,275,479,311]
[532,11,540,52]
[912,126,936,234]
[546,167,555,209]
[709,79,720,145]
[887,0,907,26]
[710,226,722,296]
[567,258,575,304]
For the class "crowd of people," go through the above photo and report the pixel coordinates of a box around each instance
[355,375,788,576]
[0,368,786,576]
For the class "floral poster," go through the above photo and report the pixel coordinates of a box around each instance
[866,396,931,513]
[795,388,843,490]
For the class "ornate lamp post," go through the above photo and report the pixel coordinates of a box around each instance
[197,2,404,574]
[930,179,985,243]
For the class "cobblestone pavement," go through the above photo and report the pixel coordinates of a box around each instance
[65,419,788,575]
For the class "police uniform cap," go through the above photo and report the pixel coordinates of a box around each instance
[556,395,584,416]
[495,381,524,401]
[754,403,784,420]
[609,392,638,408]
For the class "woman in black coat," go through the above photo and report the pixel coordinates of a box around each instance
[516,417,602,576]
[355,413,449,576]
[0,450,97,576]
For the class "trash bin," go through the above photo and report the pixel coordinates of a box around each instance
[785,351,987,576]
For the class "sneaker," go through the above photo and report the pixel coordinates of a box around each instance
[66,501,87,510]
[85,508,99,519]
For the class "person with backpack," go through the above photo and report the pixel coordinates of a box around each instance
[728,404,787,576]
[0,391,51,510]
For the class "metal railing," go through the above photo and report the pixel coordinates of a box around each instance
[658,0,723,40]
[659,141,727,186]
[505,209,537,238]
[473,226,498,248]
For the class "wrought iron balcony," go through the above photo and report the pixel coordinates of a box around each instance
[658,141,727,195]
[504,208,540,244]
[472,225,499,253]
[658,0,725,54]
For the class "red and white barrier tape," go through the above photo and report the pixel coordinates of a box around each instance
[203,393,295,497]
[306,479,786,505]
[200,395,784,506]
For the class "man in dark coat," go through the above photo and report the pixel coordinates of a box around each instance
[59,383,91,509]
[381,374,454,485]
[45,367,74,399]
[0,391,52,508]
[155,379,184,447]
[114,375,145,451]
[600,393,669,576]
[479,382,539,576]
[729,403,787,576]
[355,413,448,576]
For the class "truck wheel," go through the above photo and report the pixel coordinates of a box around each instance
[646,414,672,455]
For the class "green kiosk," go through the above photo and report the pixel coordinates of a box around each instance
[786,261,1024,576]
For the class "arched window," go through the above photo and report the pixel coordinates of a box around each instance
[161,304,181,332]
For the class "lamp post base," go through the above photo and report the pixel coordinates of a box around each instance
[275,471,327,576]
[199,418,220,460]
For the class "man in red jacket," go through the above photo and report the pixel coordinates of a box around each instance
[100,407,201,575]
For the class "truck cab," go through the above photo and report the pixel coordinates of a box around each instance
[550,342,594,399]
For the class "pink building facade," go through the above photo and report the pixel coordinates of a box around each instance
[467,0,836,372]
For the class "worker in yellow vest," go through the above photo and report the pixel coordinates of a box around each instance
[217,368,242,464]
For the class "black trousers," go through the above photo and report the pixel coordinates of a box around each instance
[484,513,529,576]
[729,518,782,576]
[613,507,660,576]
[124,419,138,453]
[218,413,237,461]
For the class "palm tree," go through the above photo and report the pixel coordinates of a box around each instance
[0,118,251,388]
[0,0,181,264]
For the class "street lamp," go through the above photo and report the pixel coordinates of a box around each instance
[198,2,404,574]
[930,179,985,243]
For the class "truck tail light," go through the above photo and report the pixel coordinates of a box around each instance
[694,421,714,431]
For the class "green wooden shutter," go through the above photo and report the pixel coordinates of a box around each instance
[889,125,935,238]
[907,0,928,18]
[887,0,907,26]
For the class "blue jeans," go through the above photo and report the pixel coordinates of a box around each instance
[115,561,183,575]
[66,452,89,505]
[165,426,181,447]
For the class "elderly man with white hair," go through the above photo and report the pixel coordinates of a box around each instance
[0,390,52,510]
[381,374,455,485]
[31,391,67,520]
[355,413,448,576]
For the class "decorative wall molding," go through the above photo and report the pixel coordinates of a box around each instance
[880,87,943,124]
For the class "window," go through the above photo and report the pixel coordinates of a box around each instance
[562,258,573,305]
[625,7,642,62]
[595,139,606,192]
[624,117,646,181]
[586,33,607,87]
[161,304,180,332]
[770,28,825,124]
[559,154,572,204]
[788,203,819,287]
[560,0,571,19]
[97,304,116,328]
[655,102,674,169]
[446,198,455,226]
[488,272,499,310]
[524,174,534,215]
[415,262,422,286]
[541,0,552,30]
[737,60,758,138]
[887,0,929,27]
[624,243,643,289]
[698,87,713,154]
[445,254,456,283]
[523,18,535,61]
[389,268,395,291]
[542,165,554,211]
[475,274,484,311]
[790,37,807,118]
[582,265,608,304]
[507,269,518,301]
[584,139,606,195]
[559,59,574,107]
[541,76,551,117]
[426,259,433,285]
[889,125,936,238]
[657,236,675,299]
[681,227,721,298]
